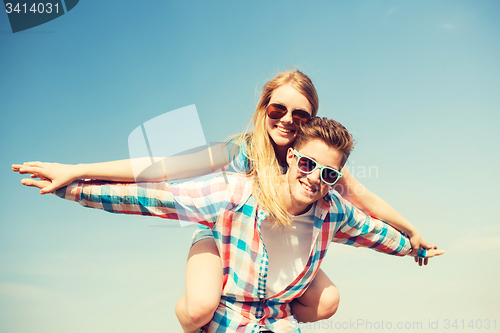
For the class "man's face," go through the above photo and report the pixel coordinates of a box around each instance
[285,139,343,215]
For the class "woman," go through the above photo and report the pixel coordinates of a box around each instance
[13,70,436,333]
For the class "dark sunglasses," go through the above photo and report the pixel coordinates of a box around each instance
[266,103,312,125]
[292,149,343,185]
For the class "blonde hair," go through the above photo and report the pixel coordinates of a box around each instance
[231,70,319,227]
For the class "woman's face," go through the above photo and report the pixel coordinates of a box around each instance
[266,83,313,148]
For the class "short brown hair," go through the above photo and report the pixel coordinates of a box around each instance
[293,117,354,169]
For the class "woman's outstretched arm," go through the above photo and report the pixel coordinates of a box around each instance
[12,143,231,194]
[333,168,437,256]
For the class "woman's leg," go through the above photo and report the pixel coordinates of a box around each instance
[291,268,340,323]
[175,238,222,333]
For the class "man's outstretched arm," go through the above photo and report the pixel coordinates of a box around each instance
[331,196,444,259]
[20,176,228,227]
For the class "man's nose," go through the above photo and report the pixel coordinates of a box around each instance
[307,168,322,184]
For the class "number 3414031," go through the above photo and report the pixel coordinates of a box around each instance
[444,319,497,330]
[5,2,60,14]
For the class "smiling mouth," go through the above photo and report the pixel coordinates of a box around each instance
[275,125,295,135]
[299,180,318,195]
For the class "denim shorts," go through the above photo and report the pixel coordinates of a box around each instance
[190,225,214,246]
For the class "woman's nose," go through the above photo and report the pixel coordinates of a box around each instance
[281,110,294,124]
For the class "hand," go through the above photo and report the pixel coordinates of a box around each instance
[409,231,437,256]
[12,161,78,194]
[414,248,445,266]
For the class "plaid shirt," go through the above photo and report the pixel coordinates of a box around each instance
[55,174,425,333]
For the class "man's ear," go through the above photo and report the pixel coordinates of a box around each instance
[286,147,294,166]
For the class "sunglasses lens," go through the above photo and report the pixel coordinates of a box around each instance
[292,110,311,124]
[267,104,287,119]
[322,168,339,184]
[297,156,316,173]
[294,149,341,185]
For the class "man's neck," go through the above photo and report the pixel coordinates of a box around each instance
[289,204,313,216]
[281,177,311,216]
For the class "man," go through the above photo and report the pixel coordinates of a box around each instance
[19,117,443,332]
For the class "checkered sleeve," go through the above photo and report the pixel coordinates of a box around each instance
[332,197,427,258]
[54,176,230,226]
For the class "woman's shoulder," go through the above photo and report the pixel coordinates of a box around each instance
[226,134,252,173]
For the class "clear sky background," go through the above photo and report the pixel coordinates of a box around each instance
[1,1,499,332]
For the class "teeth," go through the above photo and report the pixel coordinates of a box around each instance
[277,125,293,133]
[301,182,316,193]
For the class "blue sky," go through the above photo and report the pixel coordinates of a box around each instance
[1,1,499,332]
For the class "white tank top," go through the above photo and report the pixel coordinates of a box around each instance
[260,206,315,296]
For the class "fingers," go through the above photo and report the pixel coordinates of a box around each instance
[12,162,42,170]
[426,249,445,258]
[422,241,437,249]
[12,164,23,172]
[20,178,52,192]
[417,257,423,266]
[23,161,43,167]
[12,162,45,172]
[29,174,51,182]
[416,257,428,266]
[39,175,51,181]
[414,248,444,266]
[16,166,53,184]
[39,182,60,194]
[12,164,31,174]
[17,166,46,176]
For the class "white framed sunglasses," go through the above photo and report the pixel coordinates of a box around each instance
[292,149,343,185]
